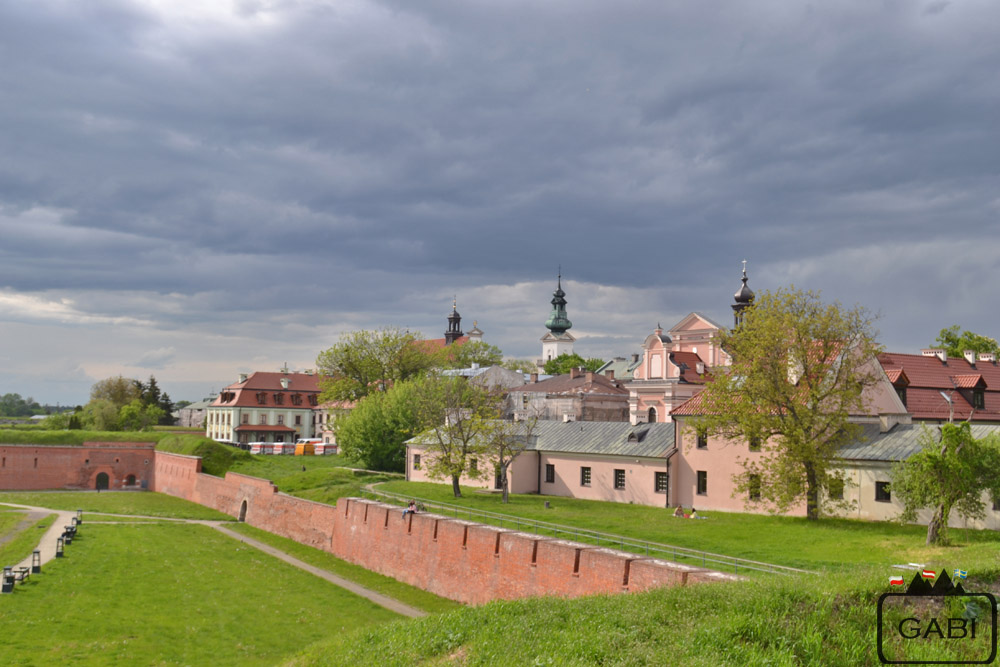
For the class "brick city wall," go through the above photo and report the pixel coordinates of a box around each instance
[0,442,157,491]
[152,451,337,550]
[330,498,738,604]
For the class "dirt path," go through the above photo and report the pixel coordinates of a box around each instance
[0,502,427,618]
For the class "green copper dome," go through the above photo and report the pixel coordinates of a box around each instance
[545,274,573,335]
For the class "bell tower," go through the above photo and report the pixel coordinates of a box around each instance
[444,297,464,345]
[732,260,755,328]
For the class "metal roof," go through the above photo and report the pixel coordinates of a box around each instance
[838,422,1000,462]
[408,420,675,459]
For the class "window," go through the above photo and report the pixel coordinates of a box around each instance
[413,454,421,470]
[545,464,555,483]
[993,496,1000,512]
[974,389,985,409]
[294,415,301,426]
[696,470,707,495]
[522,393,529,408]
[749,435,761,452]
[875,481,891,503]
[696,432,708,449]
[470,458,478,473]
[748,474,761,501]
[654,471,668,493]
[829,478,844,501]
[256,392,267,405]
[614,469,626,490]
[274,393,285,405]
[259,414,268,425]
[291,393,303,406]
[242,413,249,424]
[648,407,657,423]
[308,395,318,406]
[581,466,592,487]
[895,386,907,407]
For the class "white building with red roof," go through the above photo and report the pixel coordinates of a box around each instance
[206,370,322,444]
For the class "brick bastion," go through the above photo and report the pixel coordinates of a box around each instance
[1,444,740,604]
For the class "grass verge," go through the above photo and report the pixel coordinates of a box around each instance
[0,491,232,520]
[226,522,462,614]
[0,512,56,566]
[0,523,404,666]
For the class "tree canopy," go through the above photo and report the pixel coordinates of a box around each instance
[0,393,43,417]
[693,287,881,520]
[543,353,605,375]
[891,422,1000,545]
[931,325,999,359]
[334,380,421,472]
[74,375,174,431]
[316,328,440,402]
[444,340,504,369]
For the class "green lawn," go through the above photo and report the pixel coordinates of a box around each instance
[0,523,404,666]
[374,481,1000,573]
[0,508,26,537]
[229,456,400,507]
[0,512,56,566]
[0,491,232,520]
[226,523,462,614]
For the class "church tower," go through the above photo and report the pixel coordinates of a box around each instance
[540,272,576,366]
[444,297,464,345]
[731,261,755,328]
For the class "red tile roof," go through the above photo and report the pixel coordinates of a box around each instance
[878,352,1000,421]
[211,371,322,409]
[670,351,711,384]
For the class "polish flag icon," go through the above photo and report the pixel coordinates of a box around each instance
[890,576,905,586]
[922,569,936,580]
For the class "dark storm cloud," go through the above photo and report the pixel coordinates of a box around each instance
[2,0,1000,402]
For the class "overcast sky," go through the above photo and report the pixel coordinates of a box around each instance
[2,0,999,406]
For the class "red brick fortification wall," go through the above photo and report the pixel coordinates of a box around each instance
[331,498,739,604]
[152,451,337,551]
[0,442,156,490]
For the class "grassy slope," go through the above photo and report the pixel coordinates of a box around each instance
[374,480,1000,572]
[226,522,462,614]
[0,523,404,666]
[0,429,161,444]
[228,455,399,506]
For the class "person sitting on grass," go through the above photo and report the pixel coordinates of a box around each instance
[402,500,417,518]
[673,505,685,518]
[689,508,698,519]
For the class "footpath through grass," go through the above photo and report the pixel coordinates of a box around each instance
[0,522,404,666]
[0,511,56,565]
[0,490,232,520]
[375,481,1000,573]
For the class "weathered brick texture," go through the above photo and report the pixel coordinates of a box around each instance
[0,442,156,490]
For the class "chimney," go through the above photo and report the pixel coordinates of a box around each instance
[963,350,977,365]
[585,371,594,382]
[471,362,480,370]
[280,378,289,389]
[238,373,248,383]
[979,353,997,364]
[529,373,538,383]
[562,413,574,422]
[605,370,615,380]
[922,349,947,363]
[696,362,705,375]
[569,368,581,379]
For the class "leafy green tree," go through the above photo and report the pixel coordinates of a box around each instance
[445,341,504,369]
[411,375,507,498]
[501,358,537,373]
[484,415,539,504]
[543,353,605,375]
[0,393,42,417]
[81,399,121,431]
[90,376,141,408]
[119,399,166,432]
[694,287,881,520]
[334,380,421,472]
[932,326,999,360]
[316,328,441,402]
[891,422,1000,545]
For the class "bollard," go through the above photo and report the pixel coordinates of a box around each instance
[32,550,41,574]
[56,536,64,558]
[63,528,73,545]
[77,509,83,524]
[1,567,13,594]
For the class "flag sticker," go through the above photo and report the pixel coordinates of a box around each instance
[890,576,905,586]
[922,569,936,580]
[954,569,968,580]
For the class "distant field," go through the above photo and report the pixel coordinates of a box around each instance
[374,480,1000,573]
[0,491,232,520]
[0,523,402,666]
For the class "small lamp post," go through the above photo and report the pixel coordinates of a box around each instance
[77,509,83,524]
[1,566,13,594]
[55,537,64,558]
[63,528,73,544]
[32,550,41,574]
[71,517,79,528]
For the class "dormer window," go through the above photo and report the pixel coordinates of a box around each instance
[974,388,985,409]
[291,393,303,406]
[273,393,284,405]
[308,395,318,407]
[256,392,267,405]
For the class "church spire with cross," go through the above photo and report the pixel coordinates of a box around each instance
[544,270,573,335]
[444,296,464,345]
[732,260,755,327]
